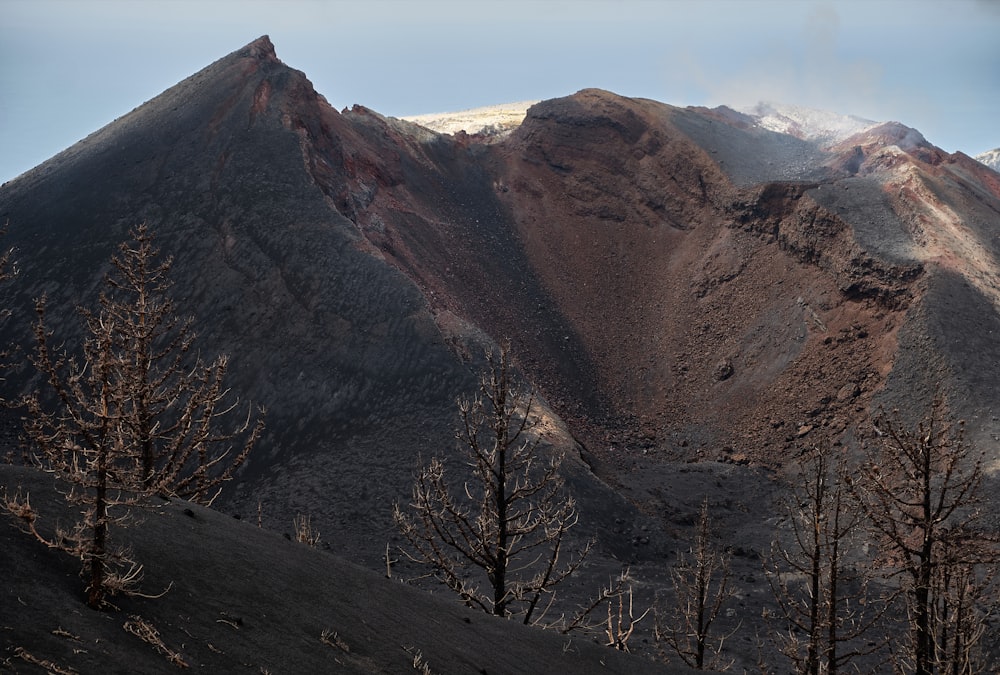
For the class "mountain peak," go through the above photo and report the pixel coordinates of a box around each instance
[242,35,278,62]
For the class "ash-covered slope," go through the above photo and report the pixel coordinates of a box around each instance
[0,464,682,675]
[0,37,650,574]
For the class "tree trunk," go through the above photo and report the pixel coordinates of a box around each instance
[88,460,109,609]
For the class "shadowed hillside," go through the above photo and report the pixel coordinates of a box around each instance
[0,465,685,674]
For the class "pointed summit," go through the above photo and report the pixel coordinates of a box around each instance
[243,34,278,61]
[4,33,316,196]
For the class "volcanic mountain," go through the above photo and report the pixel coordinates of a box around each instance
[2,36,1000,670]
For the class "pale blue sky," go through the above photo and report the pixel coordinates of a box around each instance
[1,0,998,183]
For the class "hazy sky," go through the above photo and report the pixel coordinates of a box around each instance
[2,0,998,182]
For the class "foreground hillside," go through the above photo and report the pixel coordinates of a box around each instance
[0,465,684,674]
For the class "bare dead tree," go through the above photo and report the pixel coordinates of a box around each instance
[91,224,263,504]
[293,513,321,547]
[927,553,993,674]
[603,575,649,652]
[849,401,997,675]
[16,302,149,608]
[766,442,888,674]
[393,341,589,624]
[6,224,264,608]
[656,498,736,670]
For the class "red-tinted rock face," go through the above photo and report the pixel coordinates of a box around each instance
[309,85,953,470]
[484,95,913,465]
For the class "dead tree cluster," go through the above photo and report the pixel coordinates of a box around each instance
[766,443,886,674]
[851,403,996,675]
[765,401,998,675]
[393,342,998,671]
[3,224,264,608]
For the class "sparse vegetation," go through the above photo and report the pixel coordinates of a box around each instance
[320,628,350,652]
[3,227,998,671]
[656,498,736,670]
[123,614,188,668]
[13,647,78,675]
[393,341,589,624]
[407,648,435,675]
[293,513,321,547]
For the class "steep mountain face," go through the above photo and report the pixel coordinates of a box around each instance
[0,37,483,563]
[3,34,1000,591]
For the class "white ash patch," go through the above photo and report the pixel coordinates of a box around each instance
[400,101,537,139]
[975,147,1000,171]
[741,101,879,148]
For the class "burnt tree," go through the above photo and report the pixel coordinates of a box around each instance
[393,341,588,624]
[767,442,887,674]
[850,402,996,675]
[16,299,149,608]
[8,224,263,608]
[93,224,263,503]
[657,498,736,671]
